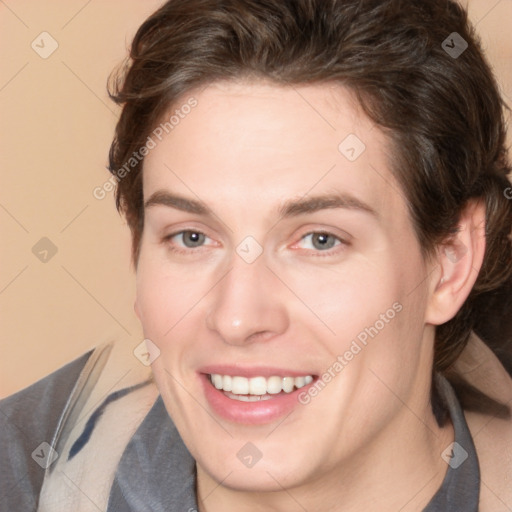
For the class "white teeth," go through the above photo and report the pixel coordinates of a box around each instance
[222,375,232,392]
[224,391,275,402]
[209,374,314,396]
[282,376,295,393]
[295,376,306,389]
[248,376,267,395]
[267,376,282,394]
[212,374,223,389]
[231,376,249,394]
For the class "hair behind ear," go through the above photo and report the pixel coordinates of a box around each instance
[472,277,512,374]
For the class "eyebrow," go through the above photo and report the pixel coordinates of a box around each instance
[144,190,377,218]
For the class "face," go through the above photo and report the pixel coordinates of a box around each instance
[135,81,436,492]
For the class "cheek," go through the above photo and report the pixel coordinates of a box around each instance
[135,256,188,337]
[136,239,201,311]
[344,254,431,376]
[282,258,403,341]
[330,260,424,363]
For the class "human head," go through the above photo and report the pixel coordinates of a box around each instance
[108,0,512,379]
[106,1,512,503]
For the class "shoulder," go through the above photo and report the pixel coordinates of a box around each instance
[453,333,512,511]
[0,351,92,511]
[465,410,512,511]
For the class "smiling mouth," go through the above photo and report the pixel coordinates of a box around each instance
[209,373,315,401]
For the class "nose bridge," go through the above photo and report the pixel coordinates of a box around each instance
[205,250,288,345]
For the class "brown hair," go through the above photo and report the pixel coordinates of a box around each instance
[107,0,512,421]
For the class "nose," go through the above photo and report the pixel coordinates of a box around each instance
[205,253,289,346]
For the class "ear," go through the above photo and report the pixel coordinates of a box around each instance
[425,200,486,326]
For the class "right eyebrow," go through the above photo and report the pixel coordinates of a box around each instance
[144,191,210,215]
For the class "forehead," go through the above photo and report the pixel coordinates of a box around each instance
[142,81,407,224]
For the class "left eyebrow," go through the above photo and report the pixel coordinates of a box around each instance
[277,192,378,218]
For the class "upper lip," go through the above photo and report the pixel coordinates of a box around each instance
[198,364,317,378]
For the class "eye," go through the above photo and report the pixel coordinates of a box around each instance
[164,230,212,251]
[296,231,345,252]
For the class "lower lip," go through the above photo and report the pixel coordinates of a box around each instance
[200,374,315,425]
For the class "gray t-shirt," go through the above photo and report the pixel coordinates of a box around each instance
[0,352,479,511]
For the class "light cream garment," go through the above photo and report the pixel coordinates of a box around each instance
[37,338,158,512]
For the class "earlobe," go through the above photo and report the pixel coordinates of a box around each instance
[425,200,486,325]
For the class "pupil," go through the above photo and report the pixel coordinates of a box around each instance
[313,233,334,250]
[185,231,204,247]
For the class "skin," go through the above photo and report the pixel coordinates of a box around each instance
[134,81,486,511]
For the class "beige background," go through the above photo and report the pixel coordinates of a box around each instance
[1,0,511,397]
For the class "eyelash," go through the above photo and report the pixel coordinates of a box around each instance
[162,229,348,257]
